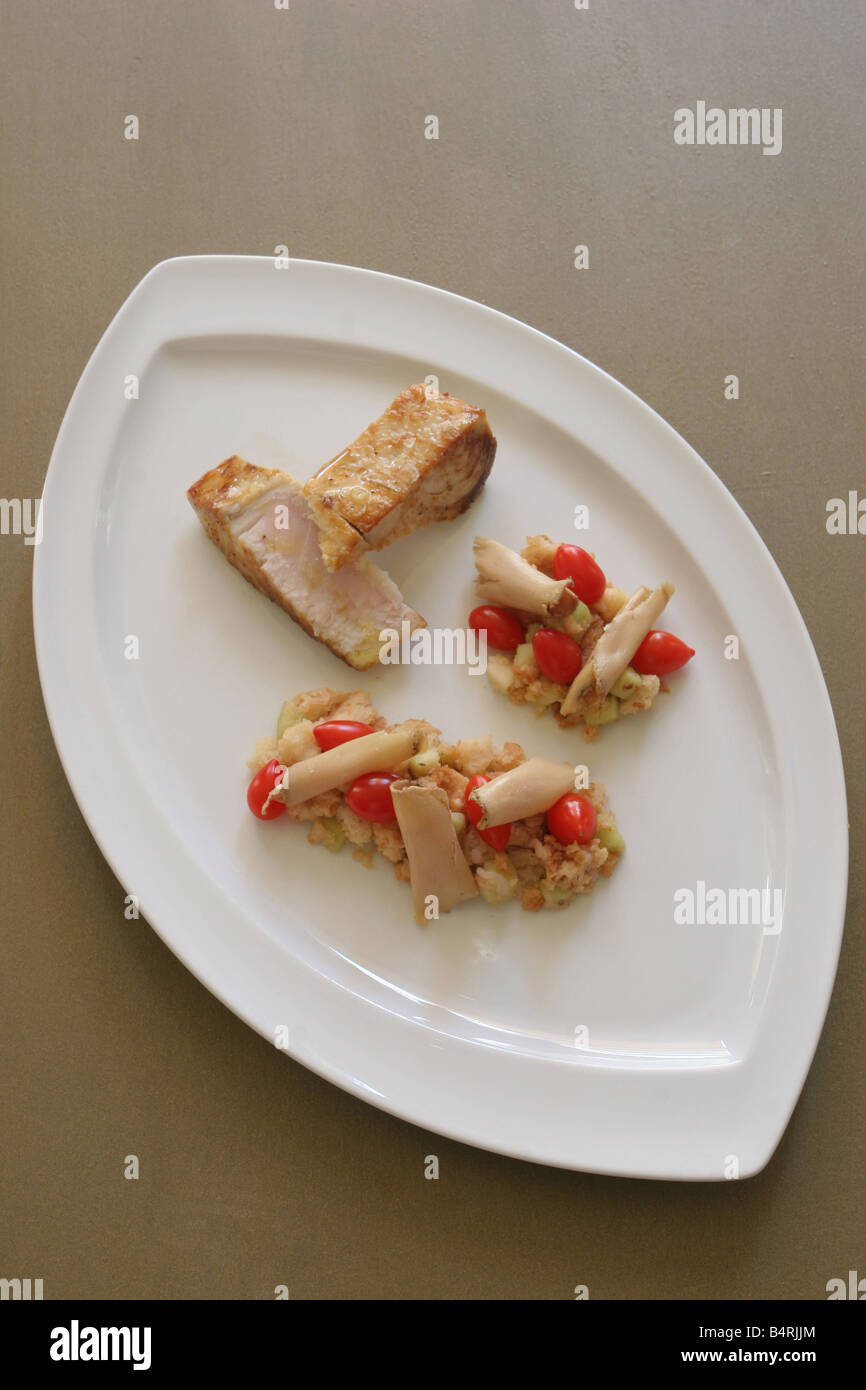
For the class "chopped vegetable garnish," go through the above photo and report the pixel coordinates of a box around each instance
[546,793,598,846]
[532,628,583,684]
[553,544,606,605]
[313,720,375,750]
[468,604,525,651]
[464,774,512,851]
[631,630,695,676]
[247,759,287,820]
[346,772,400,823]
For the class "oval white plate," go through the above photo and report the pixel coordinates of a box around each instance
[34,257,847,1178]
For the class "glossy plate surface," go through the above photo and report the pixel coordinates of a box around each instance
[34,257,848,1178]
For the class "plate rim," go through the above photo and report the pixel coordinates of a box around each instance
[33,255,849,1179]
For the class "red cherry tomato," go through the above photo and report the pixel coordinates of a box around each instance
[247,759,287,820]
[532,628,583,684]
[546,793,597,846]
[346,772,399,823]
[313,720,374,750]
[468,604,525,651]
[464,773,512,851]
[631,630,695,677]
[553,545,606,605]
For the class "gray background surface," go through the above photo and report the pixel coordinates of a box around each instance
[1,0,863,1299]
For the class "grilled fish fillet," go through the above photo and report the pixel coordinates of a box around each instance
[303,383,496,569]
[187,457,426,670]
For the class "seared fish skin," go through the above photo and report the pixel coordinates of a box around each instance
[303,383,496,569]
[187,456,426,670]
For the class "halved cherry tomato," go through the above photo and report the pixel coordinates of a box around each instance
[546,792,597,845]
[247,759,287,820]
[464,773,511,851]
[313,719,374,750]
[468,604,525,651]
[346,771,399,823]
[532,628,583,684]
[631,630,695,677]
[553,544,606,605]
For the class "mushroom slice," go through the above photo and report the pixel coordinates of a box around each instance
[390,782,478,923]
[560,582,675,716]
[279,728,418,806]
[473,537,577,619]
[467,757,576,829]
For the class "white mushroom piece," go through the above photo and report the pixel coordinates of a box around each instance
[390,782,478,923]
[473,536,577,619]
[466,757,577,829]
[560,582,675,717]
[273,728,419,808]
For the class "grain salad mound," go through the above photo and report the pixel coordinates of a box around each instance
[248,688,623,913]
[482,534,665,740]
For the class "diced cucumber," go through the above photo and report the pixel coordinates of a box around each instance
[319,816,345,853]
[408,747,441,777]
[596,814,625,855]
[611,666,642,700]
[582,695,620,726]
[541,881,572,907]
[562,601,592,641]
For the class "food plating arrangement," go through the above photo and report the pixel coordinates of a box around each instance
[187,382,693,923]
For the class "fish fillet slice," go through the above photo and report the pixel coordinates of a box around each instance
[303,383,496,569]
[187,456,426,670]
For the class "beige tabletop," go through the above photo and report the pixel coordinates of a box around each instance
[1,0,863,1300]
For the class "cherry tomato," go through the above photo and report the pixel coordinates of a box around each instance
[346,771,399,823]
[532,628,583,684]
[468,604,525,651]
[546,792,597,846]
[553,544,606,605]
[464,773,512,851]
[247,759,287,820]
[313,720,374,750]
[631,630,695,677]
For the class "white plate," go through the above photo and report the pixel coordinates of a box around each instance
[34,257,847,1179]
